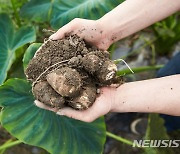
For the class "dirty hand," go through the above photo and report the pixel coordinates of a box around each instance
[34,87,117,122]
[49,18,112,50]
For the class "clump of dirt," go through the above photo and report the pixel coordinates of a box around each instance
[25,35,122,110]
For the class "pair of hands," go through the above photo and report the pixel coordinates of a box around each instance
[35,0,180,119]
[35,18,117,122]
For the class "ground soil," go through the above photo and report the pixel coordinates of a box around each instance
[25,35,122,110]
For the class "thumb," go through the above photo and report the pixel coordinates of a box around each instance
[49,19,77,40]
[49,25,71,40]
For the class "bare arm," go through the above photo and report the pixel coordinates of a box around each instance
[98,0,180,46]
[112,75,180,116]
[50,0,180,50]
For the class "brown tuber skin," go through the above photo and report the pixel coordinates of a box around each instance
[32,81,65,108]
[82,54,102,74]
[46,67,82,97]
[69,84,97,110]
[82,54,118,84]
[96,60,117,84]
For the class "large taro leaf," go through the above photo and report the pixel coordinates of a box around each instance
[20,0,52,22]
[51,0,124,29]
[0,13,36,85]
[23,43,42,69]
[0,43,106,154]
[20,0,124,29]
[0,79,106,154]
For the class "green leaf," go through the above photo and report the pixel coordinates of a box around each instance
[20,0,124,29]
[20,0,52,22]
[152,13,180,55]
[23,43,42,69]
[145,114,169,140]
[0,0,11,13]
[0,13,36,85]
[0,79,106,154]
[50,0,124,29]
[144,114,173,154]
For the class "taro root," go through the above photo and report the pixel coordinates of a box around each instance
[25,34,122,110]
[82,54,102,74]
[81,54,117,83]
[46,67,82,97]
[69,84,96,110]
[96,60,117,83]
[32,81,65,108]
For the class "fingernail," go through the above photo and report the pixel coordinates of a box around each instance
[49,34,56,40]
[34,100,41,107]
[57,110,65,116]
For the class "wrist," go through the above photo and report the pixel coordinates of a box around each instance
[96,18,114,48]
[110,83,127,112]
[110,82,142,113]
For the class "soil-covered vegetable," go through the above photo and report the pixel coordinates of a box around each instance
[25,35,122,110]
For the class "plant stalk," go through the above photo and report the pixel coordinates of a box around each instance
[117,65,163,76]
[106,131,133,146]
[0,140,22,151]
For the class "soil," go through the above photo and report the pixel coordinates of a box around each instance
[25,35,122,110]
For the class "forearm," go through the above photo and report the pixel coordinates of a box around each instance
[98,0,180,43]
[112,75,180,116]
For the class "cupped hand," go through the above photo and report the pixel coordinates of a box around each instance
[36,18,117,122]
[49,18,112,50]
[34,87,117,122]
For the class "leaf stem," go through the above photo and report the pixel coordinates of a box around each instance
[0,140,22,150]
[117,65,163,76]
[106,131,133,146]
[10,0,21,26]
[0,139,12,154]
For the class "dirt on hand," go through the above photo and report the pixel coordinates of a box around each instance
[25,35,122,110]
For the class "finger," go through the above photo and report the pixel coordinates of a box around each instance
[57,89,110,122]
[49,20,76,40]
[34,100,58,112]
[57,107,98,123]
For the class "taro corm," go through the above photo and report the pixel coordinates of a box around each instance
[25,35,122,110]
